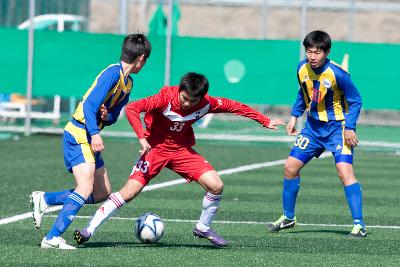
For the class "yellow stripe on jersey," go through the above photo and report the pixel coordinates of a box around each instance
[297,61,348,122]
[81,143,95,163]
[341,123,352,155]
[73,65,114,123]
[72,63,132,126]
[64,122,95,162]
[332,87,345,121]
[64,122,88,144]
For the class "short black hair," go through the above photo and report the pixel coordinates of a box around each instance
[303,30,331,52]
[120,33,152,64]
[179,72,209,98]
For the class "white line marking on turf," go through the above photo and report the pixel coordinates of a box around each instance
[0,206,64,225]
[1,156,303,226]
[1,126,400,149]
[45,215,400,230]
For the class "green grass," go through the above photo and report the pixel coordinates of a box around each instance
[0,135,399,266]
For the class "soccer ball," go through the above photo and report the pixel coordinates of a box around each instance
[135,213,165,243]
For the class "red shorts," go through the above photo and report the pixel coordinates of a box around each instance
[129,146,215,186]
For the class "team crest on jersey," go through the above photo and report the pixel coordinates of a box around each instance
[323,79,332,89]
[163,103,210,122]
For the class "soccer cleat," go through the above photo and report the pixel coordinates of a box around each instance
[266,215,297,232]
[193,227,228,247]
[348,224,367,238]
[74,229,91,245]
[30,191,48,229]
[41,236,76,250]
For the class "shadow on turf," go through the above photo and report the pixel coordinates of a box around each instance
[78,241,223,249]
[286,228,371,237]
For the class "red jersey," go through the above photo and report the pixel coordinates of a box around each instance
[125,86,270,149]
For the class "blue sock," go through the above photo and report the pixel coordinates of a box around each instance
[44,189,95,205]
[46,192,86,240]
[283,177,300,220]
[344,182,364,227]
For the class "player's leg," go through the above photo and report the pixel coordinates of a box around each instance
[31,128,101,230]
[330,125,366,237]
[266,156,304,232]
[336,162,365,236]
[74,178,145,244]
[267,129,322,232]
[171,147,227,247]
[194,170,228,247]
[75,149,167,244]
[41,162,95,249]
[90,160,112,204]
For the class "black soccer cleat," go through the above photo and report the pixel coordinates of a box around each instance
[74,229,91,245]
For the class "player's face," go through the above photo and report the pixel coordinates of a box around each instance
[179,90,202,110]
[130,54,147,74]
[306,47,329,69]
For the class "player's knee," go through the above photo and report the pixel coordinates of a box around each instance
[76,183,94,198]
[210,181,224,195]
[284,162,299,178]
[119,180,144,202]
[337,171,356,185]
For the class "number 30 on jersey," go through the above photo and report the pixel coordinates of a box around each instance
[294,134,310,149]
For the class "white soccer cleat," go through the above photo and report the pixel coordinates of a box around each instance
[30,191,48,229]
[41,236,76,250]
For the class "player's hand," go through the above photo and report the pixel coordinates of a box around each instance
[286,116,299,136]
[139,138,151,155]
[265,118,286,130]
[344,129,359,148]
[91,134,105,152]
[100,104,109,121]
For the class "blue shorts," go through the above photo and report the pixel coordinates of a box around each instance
[63,119,104,173]
[289,117,353,164]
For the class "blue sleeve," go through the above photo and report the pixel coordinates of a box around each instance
[291,72,306,117]
[83,67,119,136]
[337,71,362,130]
[104,93,130,126]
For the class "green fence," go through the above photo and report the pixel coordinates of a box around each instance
[1,28,399,110]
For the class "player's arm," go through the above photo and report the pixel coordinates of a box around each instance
[208,96,284,130]
[83,67,119,151]
[339,72,362,147]
[103,93,130,126]
[125,88,168,153]
[289,72,306,135]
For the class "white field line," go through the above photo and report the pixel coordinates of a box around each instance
[0,155,300,226]
[45,215,400,230]
[1,126,399,149]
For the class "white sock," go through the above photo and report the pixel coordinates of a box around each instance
[86,192,126,234]
[196,192,222,231]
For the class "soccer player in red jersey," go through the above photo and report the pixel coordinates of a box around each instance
[74,72,285,247]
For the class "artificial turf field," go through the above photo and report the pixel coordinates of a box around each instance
[0,134,399,266]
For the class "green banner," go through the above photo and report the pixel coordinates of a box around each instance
[1,28,399,110]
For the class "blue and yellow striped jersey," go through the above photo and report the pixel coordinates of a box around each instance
[72,62,132,135]
[291,59,362,130]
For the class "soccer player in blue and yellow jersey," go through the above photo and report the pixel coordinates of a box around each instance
[267,30,366,237]
[30,34,152,249]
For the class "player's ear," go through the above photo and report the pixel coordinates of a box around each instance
[325,49,331,57]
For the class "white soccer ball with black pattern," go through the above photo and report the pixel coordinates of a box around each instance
[135,213,165,243]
